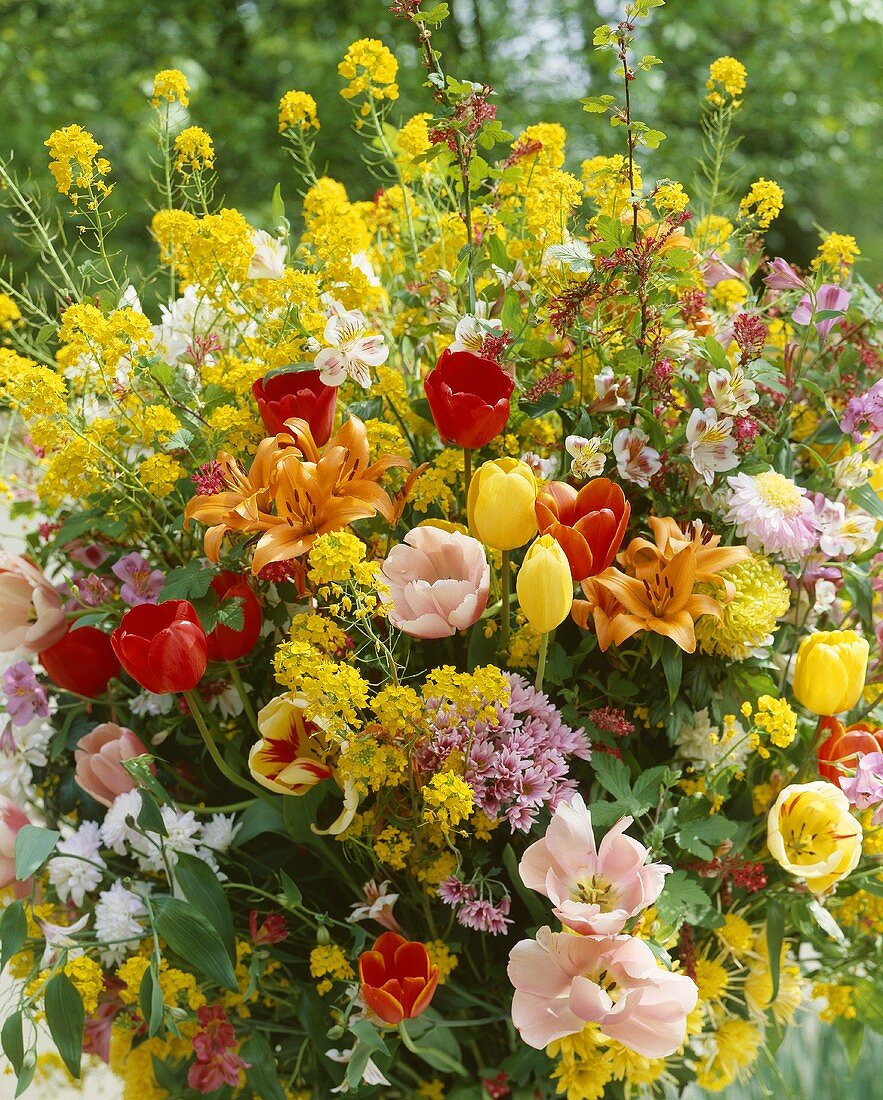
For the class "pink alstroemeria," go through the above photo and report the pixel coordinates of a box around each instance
[839,751,883,826]
[348,879,403,933]
[791,284,851,339]
[702,252,743,287]
[508,926,697,1057]
[764,257,806,291]
[519,794,670,935]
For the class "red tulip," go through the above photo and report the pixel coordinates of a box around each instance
[111,600,207,694]
[423,349,514,449]
[817,715,883,784]
[40,626,121,698]
[206,571,263,661]
[358,931,440,1026]
[252,369,338,446]
[535,478,631,582]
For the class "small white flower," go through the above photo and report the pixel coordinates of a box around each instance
[449,312,503,354]
[348,879,402,932]
[521,451,559,480]
[591,368,632,411]
[48,822,106,907]
[130,690,175,717]
[833,453,869,491]
[327,1047,391,1093]
[313,309,389,388]
[94,882,145,966]
[247,229,287,280]
[685,407,739,486]
[613,427,661,488]
[708,366,758,416]
[207,682,244,720]
[565,435,606,480]
[675,708,749,771]
[133,806,202,873]
[491,262,530,294]
[39,913,90,968]
[817,500,876,558]
[202,813,241,853]
[813,579,838,615]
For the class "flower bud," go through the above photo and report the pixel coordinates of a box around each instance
[792,629,869,715]
[516,536,574,634]
[467,458,537,551]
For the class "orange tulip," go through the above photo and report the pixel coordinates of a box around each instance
[535,478,630,582]
[358,932,440,1026]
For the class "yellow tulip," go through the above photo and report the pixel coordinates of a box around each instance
[516,535,574,633]
[767,781,862,894]
[792,629,869,715]
[467,458,537,551]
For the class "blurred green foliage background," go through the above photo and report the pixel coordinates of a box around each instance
[1,0,881,286]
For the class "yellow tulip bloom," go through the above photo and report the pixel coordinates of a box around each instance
[467,458,537,551]
[516,535,574,634]
[792,630,869,715]
[767,781,861,894]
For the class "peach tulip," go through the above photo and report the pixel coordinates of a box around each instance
[0,552,67,654]
[380,526,490,639]
[74,723,151,807]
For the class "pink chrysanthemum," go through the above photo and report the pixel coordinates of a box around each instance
[724,471,820,560]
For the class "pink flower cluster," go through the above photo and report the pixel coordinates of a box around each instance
[438,877,512,935]
[418,674,590,832]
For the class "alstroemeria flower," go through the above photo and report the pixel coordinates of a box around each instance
[313,309,389,388]
[685,407,739,486]
[519,794,670,934]
[612,427,661,488]
[791,284,851,339]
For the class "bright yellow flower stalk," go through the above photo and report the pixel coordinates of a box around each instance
[792,629,869,715]
[767,782,862,894]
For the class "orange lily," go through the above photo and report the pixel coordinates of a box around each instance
[592,545,722,653]
[619,516,749,596]
[571,576,625,653]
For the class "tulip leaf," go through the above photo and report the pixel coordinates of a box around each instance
[153,896,237,990]
[14,824,61,881]
[136,790,168,837]
[235,799,286,844]
[766,900,785,1004]
[174,852,237,964]
[399,1020,467,1076]
[1,1011,24,1073]
[242,1033,287,1100]
[661,640,682,703]
[0,900,27,973]
[279,869,302,908]
[847,483,883,520]
[44,972,84,1078]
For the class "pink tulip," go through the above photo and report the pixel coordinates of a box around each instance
[519,795,670,934]
[0,796,31,896]
[764,257,806,291]
[74,723,150,807]
[0,552,67,654]
[508,926,697,1057]
[380,526,490,639]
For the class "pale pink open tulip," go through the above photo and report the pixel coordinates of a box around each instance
[519,794,670,934]
[508,927,697,1057]
[74,723,150,807]
[381,526,490,639]
[0,552,67,654]
[0,796,31,896]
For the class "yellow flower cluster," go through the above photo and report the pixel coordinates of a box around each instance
[706,57,747,106]
[422,771,474,832]
[813,232,861,279]
[138,453,186,498]
[57,302,153,388]
[742,694,797,754]
[0,350,67,419]
[151,207,254,290]
[338,38,399,114]
[44,125,112,199]
[373,824,414,869]
[301,177,380,309]
[397,112,433,162]
[582,155,642,219]
[738,177,784,229]
[425,940,458,984]
[517,122,567,169]
[654,181,690,214]
[693,214,734,253]
[309,943,354,995]
[308,531,368,584]
[117,954,205,1011]
[54,956,105,1015]
[174,126,215,174]
[0,293,21,331]
[696,556,790,659]
[338,730,409,796]
[371,684,423,734]
[278,90,320,133]
[710,277,748,311]
[411,448,465,516]
[290,612,350,658]
[813,982,856,1023]
[151,68,190,108]
[423,664,510,725]
[274,639,371,734]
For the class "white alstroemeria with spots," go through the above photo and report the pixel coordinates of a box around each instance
[313,309,389,388]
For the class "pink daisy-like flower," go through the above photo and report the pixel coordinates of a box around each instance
[724,470,820,560]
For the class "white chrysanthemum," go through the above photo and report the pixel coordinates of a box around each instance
[675,708,749,771]
[48,822,106,907]
[724,471,820,560]
[201,813,240,853]
[94,881,146,966]
[132,806,201,872]
[101,790,142,855]
[6,716,52,767]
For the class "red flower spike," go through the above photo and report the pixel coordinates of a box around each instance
[358,931,440,1026]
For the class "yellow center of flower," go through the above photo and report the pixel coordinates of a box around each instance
[573,873,616,907]
[754,471,802,515]
[779,795,842,864]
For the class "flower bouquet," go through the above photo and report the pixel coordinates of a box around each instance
[0,1,881,1097]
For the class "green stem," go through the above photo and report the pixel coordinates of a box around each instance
[463,447,472,502]
[500,550,511,654]
[183,690,265,797]
[535,630,550,692]
[228,662,260,733]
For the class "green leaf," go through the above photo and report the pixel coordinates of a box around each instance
[766,900,785,1004]
[279,869,302,908]
[215,595,244,632]
[0,901,27,973]
[661,642,682,703]
[655,870,715,931]
[399,1020,467,1076]
[242,1033,287,1100]
[121,756,172,805]
[415,2,450,27]
[173,853,236,964]
[1,1011,24,1073]
[847,483,883,520]
[630,767,674,813]
[675,814,737,860]
[834,1017,865,1070]
[236,799,285,844]
[158,560,214,603]
[581,94,616,113]
[139,963,165,1037]
[44,972,84,1079]
[591,753,632,802]
[503,843,548,927]
[137,790,168,838]
[854,979,883,1035]
[154,896,237,990]
[14,824,61,881]
[349,1018,389,1054]
[271,182,285,225]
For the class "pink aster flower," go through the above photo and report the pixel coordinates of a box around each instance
[457,895,512,936]
[791,284,851,339]
[508,926,697,1057]
[839,752,883,826]
[724,471,820,560]
[519,795,669,935]
[381,526,490,639]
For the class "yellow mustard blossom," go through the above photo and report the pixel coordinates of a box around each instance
[0,350,67,419]
[0,293,21,331]
[111,1028,196,1100]
[710,278,748,311]
[695,1016,762,1091]
[523,168,584,247]
[750,694,797,751]
[137,453,185,497]
[424,940,458,985]
[693,214,734,254]
[696,556,790,660]
[374,825,413,870]
[151,207,254,289]
[338,732,409,796]
[46,956,104,1015]
[422,772,474,832]
[515,122,567,168]
[308,531,368,584]
[135,404,181,445]
[813,982,856,1023]
[416,1083,446,1100]
[117,955,204,1011]
[581,154,641,219]
[207,404,263,452]
[371,684,423,734]
[738,178,784,229]
[835,886,883,934]
[278,90,320,133]
[45,125,111,197]
[706,57,747,106]
[338,38,399,114]
[397,112,433,160]
[309,943,354,995]
[174,126,215,174]
[813,232,861,279]
[151,68,190,108]
[289,612,350,658]
[653,181,690,214]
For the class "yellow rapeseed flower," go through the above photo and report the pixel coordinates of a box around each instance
[151,68,190,108]
[278,90,320,133]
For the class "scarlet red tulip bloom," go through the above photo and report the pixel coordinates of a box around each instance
[535,478,630,581]
[111,600,207,694]
[817,715,883,784]
[358,931,440,1026]
[40,626,121,698]
[205,572,263,662]
[424,349,514,449]
[252,369,338,446]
